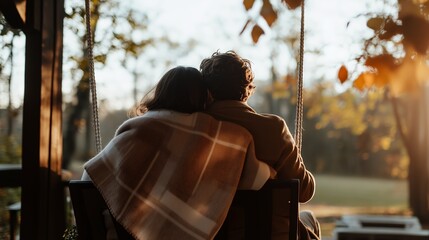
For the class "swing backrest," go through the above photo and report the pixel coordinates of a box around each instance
[69,179,299,240]
[215,179,300,240]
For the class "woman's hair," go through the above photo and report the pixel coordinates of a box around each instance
[200,50,255,101]
[131,66,209,116]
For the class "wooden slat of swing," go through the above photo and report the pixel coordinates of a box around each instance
[69,179,299,240]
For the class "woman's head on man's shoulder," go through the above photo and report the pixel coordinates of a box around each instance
[130,50,255,117]
[132,66,209,116]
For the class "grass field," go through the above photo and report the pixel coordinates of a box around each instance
[300,174,411,238]
[309,174,408,208]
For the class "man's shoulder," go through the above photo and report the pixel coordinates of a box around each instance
[198,112,253,134]
[208,101,285,122]
[242,111,287,131]
[257,112,285,123]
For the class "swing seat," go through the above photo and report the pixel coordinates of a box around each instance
[68,180,134,240]
[69,179,299,240]
[215,179,300,240]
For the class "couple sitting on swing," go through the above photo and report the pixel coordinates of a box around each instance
[82,50,321,240]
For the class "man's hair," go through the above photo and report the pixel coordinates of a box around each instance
[200,50,254,101]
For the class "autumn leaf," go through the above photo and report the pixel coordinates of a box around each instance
[366,17,384,31]
[243,0,255,11]
[366,16,402,40]
[353,72,375,91]
[94,54,107,64]
[353,74,366,91]
[364,55,396,88]
[283,0,302,9]
[365,54,399,88]
[338,65,348,83]
[365,54,398,70]
[251,24,264,43]
[260,0,277,27]
[239,19,251,35]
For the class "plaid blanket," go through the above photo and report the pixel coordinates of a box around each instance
[84,110,272,240]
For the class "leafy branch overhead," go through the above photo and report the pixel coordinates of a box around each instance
[241,0,303,43]
[338,1,429,95]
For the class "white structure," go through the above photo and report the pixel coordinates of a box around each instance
[333,215,429,240]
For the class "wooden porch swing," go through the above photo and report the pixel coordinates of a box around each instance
[69,0,307,239]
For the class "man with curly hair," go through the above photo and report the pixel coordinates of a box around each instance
[201,50,321,240]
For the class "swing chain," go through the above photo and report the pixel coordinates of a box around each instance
[294,0,305,154]
[85,0,103,153]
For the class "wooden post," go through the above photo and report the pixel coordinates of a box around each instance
[20,0,65,239]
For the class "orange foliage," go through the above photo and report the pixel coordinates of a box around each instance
[241,0,302,43]
[340,1,429,95]
[260,0,277,27]
[283,0,302,9]
[353,73,375,91]
[364,54,398,70]
[366,17,384,31]
[243,0,255,10]
[350,54,429,95]
[338,65,348,83]
[251,24,265,43]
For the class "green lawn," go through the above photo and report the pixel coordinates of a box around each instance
[301,174,411,238]
[309,174,408,208]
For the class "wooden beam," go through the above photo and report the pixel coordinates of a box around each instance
[20,0,65,239]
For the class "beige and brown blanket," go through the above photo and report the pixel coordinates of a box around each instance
[83,110,272,240]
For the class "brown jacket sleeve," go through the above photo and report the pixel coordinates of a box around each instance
[271,117,316,203]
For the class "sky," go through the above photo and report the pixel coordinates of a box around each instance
[7,0,395,110]
[94,0,394,110]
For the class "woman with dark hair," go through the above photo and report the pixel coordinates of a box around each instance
[81,66,273,240]
[132,66,208,115]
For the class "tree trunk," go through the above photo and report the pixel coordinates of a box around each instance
[7,35,14,137]
[393,86,429,223]
[407,86,429,222]
[62,72,90,168]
